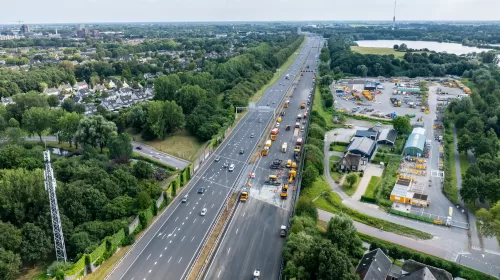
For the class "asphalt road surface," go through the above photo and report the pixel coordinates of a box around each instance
[204,35,323,280]
[16,136,191,169]
[107,36,317,280]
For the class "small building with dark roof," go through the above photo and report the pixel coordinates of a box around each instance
[355,129,377,140]
[399,260,453,280]
[377,128,398,145]
[338,151,364,172]
[347,137,376,160]
[356,248,392,280]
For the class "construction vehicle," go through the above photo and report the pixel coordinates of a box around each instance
[280,110,285,116]
[288,169,297,183]
[270,128,279,141]
[300,103,306,109]
[285,125,291,131]
[285,159,297,168]
[253,269,261,280]
[297,114,302,120]
[270,159,283,169]
[294,137,303,161]
[284,100,290,108]
[282,142,288,153]
[295,121,300,128]
[280,185,288,199]
[265,139,272,147]
[265,174,281,186]
[277,116,282,123]
[240,187,250,202]
[261,146,269,156]
[362,90,373,101]
[285,74,290,80]
[421,106,426,112]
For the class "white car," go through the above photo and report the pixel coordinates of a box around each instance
[229,164,235,171]
[276,123,280,128]
[200,208,207,216]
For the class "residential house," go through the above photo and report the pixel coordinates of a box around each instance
[58,83,73,93]
[356,248,392,280]
[74,81,89,91]
[107,80,117,89]
[1,97,14,105]
[84,104,97,116]
[76,88,91,97]
[44,88,60,95]
[93,84,107,93]
[338,151,364,172]
[355,129,378,140]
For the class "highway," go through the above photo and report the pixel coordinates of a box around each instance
[204,36,323,280]
[15,136,191,169]
[107,35,316,280]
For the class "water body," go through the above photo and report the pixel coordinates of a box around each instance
[355,40,493,55]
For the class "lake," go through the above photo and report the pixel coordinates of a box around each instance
[355,40,493,55]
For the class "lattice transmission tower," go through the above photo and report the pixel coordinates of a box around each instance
[43,151,67,262]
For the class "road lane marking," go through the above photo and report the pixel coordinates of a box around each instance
[193,218,197,223]
[236,228,239,234]
[168,256,172,263]
[189,212,192,215]
[227,248,231,254]
[193,206,195,210]
[149,270,151,273]
[154,262,157,265]
[146,254,151,260]
[175,216,179,221]
[178,257,182,263]
[218,270,222,278]
[202,219,205,224]
[211,203,215,208]
[181,236,185,241]
[160,254,162,257]
[164,247,167,250]
[242,212,246,217]
[186,216,189,220]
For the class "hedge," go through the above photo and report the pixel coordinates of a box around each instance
[132,153,176,171]
[360,195,377,203]
[359,233,497,280]
[390,209,435,224]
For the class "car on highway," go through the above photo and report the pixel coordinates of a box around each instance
[223,162,229,168]
[250,133,254,138]
[229,164,235,171]
[239,148,244,154]
[275,123,280,128]
[198,187,205,194]
[214,156,221,162]
[200,208,207,216]
[181,195,188,203]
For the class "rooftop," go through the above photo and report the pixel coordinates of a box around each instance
[356,248,392,280]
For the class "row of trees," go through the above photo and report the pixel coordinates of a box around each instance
[446,66,500,241]
[325,34,478,78]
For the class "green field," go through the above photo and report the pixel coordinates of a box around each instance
[459,153,470,177]
[351,46,408,57]
[364,176,381,199]
[342,173,361,196]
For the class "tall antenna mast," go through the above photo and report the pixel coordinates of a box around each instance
[392,0,397,30]
[43,151,67,262]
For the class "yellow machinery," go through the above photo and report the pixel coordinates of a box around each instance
[280,184,289,199]
[288,169,297,183]
[265,140,272,147]
[266,174,281,186]
[362,90,373,101]
[300,103,306,109]
[271,128,279,141]
[240,187,250,202]
[261,146,269,156]
[277,117,282,123]
[285,160,297,168]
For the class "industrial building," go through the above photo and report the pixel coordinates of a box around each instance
[377,128,398,145]
[346,137,376,160]
[390,178,429,207]
[355,129,377,140]
[403,127,426,156]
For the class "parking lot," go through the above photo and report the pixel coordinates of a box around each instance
[332,78,469,225]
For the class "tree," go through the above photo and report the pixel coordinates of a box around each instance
[133,161,153,179]
[393,44,399,50]
[295,197,318,221]
[61,98,76,112]
[127,105,146,131]
[4,127,23,144]
[356,65,368,77]
[8,118,19,128]
[57,112,83,148]
[0,248,21,280]
[47,95,60,108]
[75,115,117,152]
[146,100,184,139]
[301,164,319,188]
[136,191,151,211]
[326,214,363,258]
[22,107,52,142]
[345,172,359,188]
[174,85,206,114]
[0,222,22,252]
[457,133,473,154]
[154,74,181,101]
[108,133,132,161]
[399,43,408,51]
[476,201,500,240]
[68,232,93,257]
[20,223,52,263]
[392,116,412,134]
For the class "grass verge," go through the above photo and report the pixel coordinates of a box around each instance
[315,191,432,240]
[313,82,335,129]
[443,126,458,204]
[329,156,342,183]
[364,176,381,199]
[129,129,203,161]
[250,39,305,103]
[301,176,332,201]
[351,46,407,57]
[331,145,347,152]
[459,153,470,177]
[84,246,131,280]
[187,193,237,280]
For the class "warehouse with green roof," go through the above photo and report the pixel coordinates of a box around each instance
[403,128,426,156]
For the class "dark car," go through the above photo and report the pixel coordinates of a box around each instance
[239,148,244,154]
[136,146,142,150]
[214,156,221,162]
[223,162,229,168]
[198,187,205,194]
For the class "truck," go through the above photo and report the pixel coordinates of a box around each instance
[285,74,290,80]
[265,174,281,186]
[270,128,279,141]
[288,169,296,183]
[261,146,269,156]
[284,100,290,108]
[265,140,272,147]
[280,225,287,237]
[280,185,288,199]
[282,142,288,153]
[294,137,303,161]
[297,114,302,120]
[285,125,291,131]
[285,159,297,168]
[240,187,250,202]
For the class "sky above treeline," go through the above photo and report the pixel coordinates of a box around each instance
[1,0,499,24]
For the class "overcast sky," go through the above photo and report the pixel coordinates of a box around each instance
[1,0,499,24]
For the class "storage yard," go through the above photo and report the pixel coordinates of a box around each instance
[333,77,470,228]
